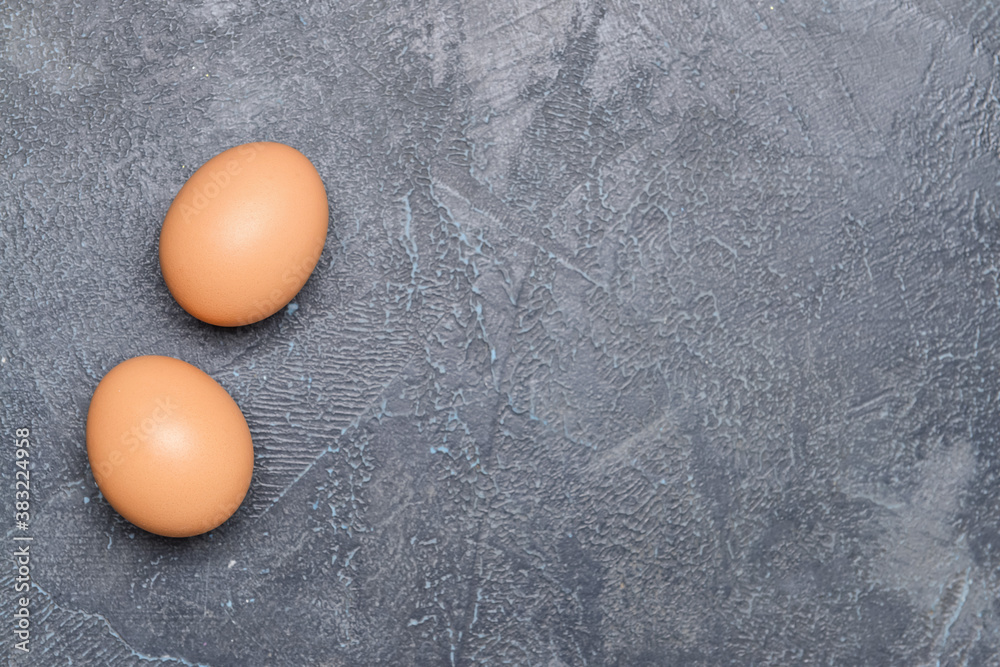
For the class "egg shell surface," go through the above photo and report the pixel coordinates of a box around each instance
[159,141,329,327]
[86,355,254,538]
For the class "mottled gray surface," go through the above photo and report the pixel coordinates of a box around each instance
[4,0,1000,664]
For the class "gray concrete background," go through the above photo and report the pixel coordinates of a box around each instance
[4,0,1000,664]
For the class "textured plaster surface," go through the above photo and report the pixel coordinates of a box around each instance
[4,0,1000,664]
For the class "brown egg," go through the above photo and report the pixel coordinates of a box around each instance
[159,142,329,327]
[86,355,254,538]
